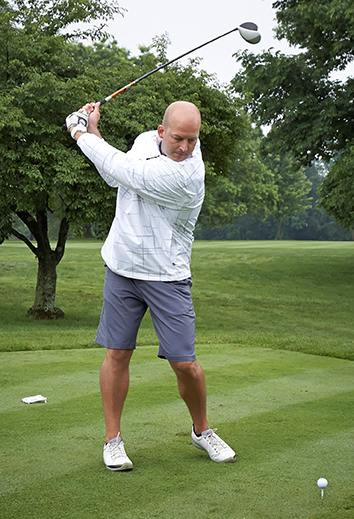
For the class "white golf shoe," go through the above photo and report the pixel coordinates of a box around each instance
[103,433,133,471]
[191,426,236,463]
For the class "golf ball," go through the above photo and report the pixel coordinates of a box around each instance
[317,478,328,489]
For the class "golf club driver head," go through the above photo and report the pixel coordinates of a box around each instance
[238,22,261,44]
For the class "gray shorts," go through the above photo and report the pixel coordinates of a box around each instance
[95,268,196,362]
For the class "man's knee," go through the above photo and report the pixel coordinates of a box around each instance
[170,360,201,377]
[105,348,133,366]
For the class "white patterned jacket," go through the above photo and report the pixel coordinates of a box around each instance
[77,130,205,281]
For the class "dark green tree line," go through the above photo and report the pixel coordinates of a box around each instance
[196,162,351,241]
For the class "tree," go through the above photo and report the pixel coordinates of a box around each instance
[0,0,124,319]
[0,3,253,318]
[196,115,277,228]
[285,163,351,241]
[263,153,312,239]
[231,0,354,233]
[273,0,354,72]
[318,148,354,237]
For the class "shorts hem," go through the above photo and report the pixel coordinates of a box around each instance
[95,338,136,350]
[158,354,196,362]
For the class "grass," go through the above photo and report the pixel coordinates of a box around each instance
[1,346,353,518]
[0,240,353,359]
[191,241,354,360]
[0,239,354,518]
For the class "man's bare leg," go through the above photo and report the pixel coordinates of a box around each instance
[170,359,236,463]
[100,348,134,442]
[169,360,209,434]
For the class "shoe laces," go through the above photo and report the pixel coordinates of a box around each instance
[107,434,127,460]
[204,429,228,452]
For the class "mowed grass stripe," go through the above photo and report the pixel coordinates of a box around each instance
[0,421,104,495]
[1,423,353,519]
[1,347,353,519]
[2,347,352,415]
[4,379,351,468]
[0,346,286,413]
[123,398,354,519]
[152,430,354,519]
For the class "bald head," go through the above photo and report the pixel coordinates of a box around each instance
[162,101,201,130]
[158,101,201,162]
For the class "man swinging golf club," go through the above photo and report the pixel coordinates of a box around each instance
[66,100,236,471]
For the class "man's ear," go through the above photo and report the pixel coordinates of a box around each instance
[157,125,164,139]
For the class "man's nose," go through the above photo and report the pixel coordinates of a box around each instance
[179,140,188,151]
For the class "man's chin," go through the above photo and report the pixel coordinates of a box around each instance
[173,153,188,162]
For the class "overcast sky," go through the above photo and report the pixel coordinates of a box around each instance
[105,0,294,84]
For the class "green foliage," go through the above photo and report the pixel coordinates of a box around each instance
[318,146,354,230]
[198,122,278,227]
[0,0,262,243]
[71,40,255,228]
[274,0,354,71]
[263,153,312,238]
[0,0,125,316]
[149,32,172,64]
[0,0,122,235]
[232,0,354,231]
[287,163,351,239]
[232,50,353,163]
[197,163,351,241]
[229,126,278,219]
[3,0,124,39]
[0,207,12,243]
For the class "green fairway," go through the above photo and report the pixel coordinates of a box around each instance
[1,239,353,518]
[0,240,353,359]
[1,346,353,519]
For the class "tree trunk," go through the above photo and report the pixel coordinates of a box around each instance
[27,251,64,320]
[275,219,282,240]
[83,223,93,238]
[14,210,69,320]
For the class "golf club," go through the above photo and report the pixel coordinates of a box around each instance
[99,22,261,106]
[63,22,260,130]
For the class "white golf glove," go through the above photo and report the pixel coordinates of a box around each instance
[66,109,89,139]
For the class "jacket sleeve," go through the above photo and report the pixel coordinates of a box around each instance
[77,133,205,209]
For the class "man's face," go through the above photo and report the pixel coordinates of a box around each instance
[158,119,199,162]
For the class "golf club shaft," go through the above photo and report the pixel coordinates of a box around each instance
[99,26,240,105]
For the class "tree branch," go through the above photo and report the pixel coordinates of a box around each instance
[55,217,70,264]
[11,228,38,255]
[15,209,40,241]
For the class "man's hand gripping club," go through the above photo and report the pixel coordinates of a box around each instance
[65,102,101,140]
